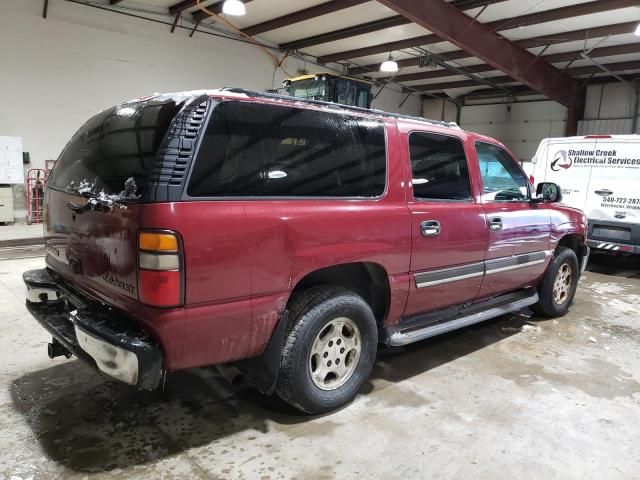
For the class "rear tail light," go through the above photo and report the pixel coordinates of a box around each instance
[529,175,535,185]
[138,230,184,307]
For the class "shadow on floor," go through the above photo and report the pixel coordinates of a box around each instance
[587,252,640,278]
[10,312,528,473]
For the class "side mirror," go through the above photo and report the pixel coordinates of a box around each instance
[534,182,563,203]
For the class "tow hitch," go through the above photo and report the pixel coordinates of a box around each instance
[48,338,72,359]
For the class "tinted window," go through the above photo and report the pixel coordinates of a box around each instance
[476,142,529,202]
[48,98,184,196]
[188,101,386,197]
[409,132,471,200]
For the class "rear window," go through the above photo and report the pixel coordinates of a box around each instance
[48,97,185,197]
[187,101,387,198]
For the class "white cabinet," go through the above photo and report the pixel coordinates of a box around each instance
[0,187,14,223]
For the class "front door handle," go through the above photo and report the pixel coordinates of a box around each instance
[421,220,441,237]
[488,217,503,231]
[594,189,613,196]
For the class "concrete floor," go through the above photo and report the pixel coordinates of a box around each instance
[1,252,639,479]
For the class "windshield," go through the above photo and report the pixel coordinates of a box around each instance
[287,79,328,101]
[48,96,186,199]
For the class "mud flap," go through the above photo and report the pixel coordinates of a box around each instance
[236,311,289,395]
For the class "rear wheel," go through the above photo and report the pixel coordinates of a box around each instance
[276,286,377,414]
[532,247,579,318]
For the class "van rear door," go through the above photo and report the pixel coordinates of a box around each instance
[583,137,640,246]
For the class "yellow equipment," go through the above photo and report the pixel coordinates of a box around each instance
[283,73,374,108]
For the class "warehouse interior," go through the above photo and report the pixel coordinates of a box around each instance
[1,1,640,478]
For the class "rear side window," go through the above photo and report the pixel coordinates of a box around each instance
[48,98,184,196]
[187,101,386,198]
[409,132,472,201]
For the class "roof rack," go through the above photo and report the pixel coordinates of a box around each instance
[219,87,458,130]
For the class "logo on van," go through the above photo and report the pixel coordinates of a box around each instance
[550,150,573,171]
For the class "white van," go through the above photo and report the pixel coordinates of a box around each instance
[531,135,640,254]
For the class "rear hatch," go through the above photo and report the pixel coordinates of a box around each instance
[44,94,191,309]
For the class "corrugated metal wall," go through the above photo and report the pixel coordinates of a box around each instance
[579,82,638,135]
[458,101,567,162]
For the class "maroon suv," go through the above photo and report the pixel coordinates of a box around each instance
[24,88,589,414]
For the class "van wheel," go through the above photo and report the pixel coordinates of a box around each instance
[532,247,579,318]
[276,286,377,414]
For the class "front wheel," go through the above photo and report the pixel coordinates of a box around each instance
[276,286,378,414]
[532,247,580,318]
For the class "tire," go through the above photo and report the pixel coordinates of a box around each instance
[531,247,580,318]
[276,286,378,414]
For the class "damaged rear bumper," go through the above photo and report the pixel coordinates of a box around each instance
[23,268,163,390]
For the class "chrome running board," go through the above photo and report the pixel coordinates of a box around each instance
[388,291,539,347]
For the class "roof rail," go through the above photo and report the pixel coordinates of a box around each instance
[219,87,459,130]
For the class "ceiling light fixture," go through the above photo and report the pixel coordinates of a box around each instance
[222,0,246,16]
[380,53,399,73]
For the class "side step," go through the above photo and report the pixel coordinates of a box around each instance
[387,290,539,347]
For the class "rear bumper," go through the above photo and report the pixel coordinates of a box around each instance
[23,268,163,390]
[587,239,640,254]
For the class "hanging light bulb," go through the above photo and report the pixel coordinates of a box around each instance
[635,22,640,36]
[222,0,246,16]
[380,53,399,73]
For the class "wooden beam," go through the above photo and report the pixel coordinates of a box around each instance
[320,0,638,64]
[242,0,369,36]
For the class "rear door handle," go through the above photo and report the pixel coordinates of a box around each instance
[488,217,503,231]
[594,189,613,196]
[421,220,441,237]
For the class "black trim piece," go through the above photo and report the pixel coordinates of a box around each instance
[485,251,546,274]
[414,251,548,288]
[415,262,484,288]
[235,310,289,395]
[145,94,212,203]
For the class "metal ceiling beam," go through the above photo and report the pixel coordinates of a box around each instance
[376,0,579,105]
[169,0,200,14]
[241,0,369,37]
[192,0,254,23]
[412,60,640,92]
[281,16,411,50]
[545,43,640,64]
[454,72,640,100]
[281,0,507,51]
[393,64,495,83]
[349,21,640,75]
[391,42,640,84]
[320,0,637,64]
